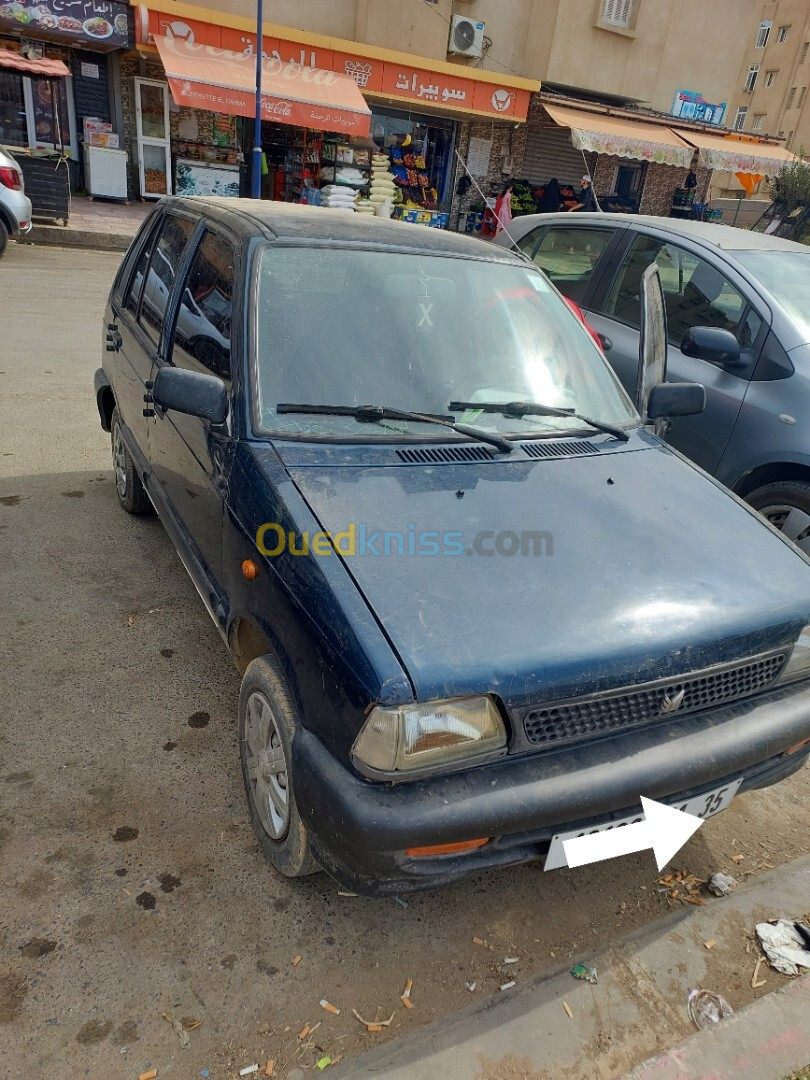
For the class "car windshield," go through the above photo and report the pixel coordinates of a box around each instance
[735,249,810,342]
[252,246,638,439]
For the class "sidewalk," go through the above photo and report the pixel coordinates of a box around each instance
[332,855,810,1080]
[24,194,151,252]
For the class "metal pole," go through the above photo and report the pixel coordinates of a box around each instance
[250,0,264,199]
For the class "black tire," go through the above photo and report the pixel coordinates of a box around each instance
[746,481,810,549]
[238,654,319,879]
[111,407,150,515]
[0,219,8,259]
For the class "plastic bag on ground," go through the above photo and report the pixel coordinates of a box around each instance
[687,988,734,1029]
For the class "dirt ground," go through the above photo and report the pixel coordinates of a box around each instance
[1,246,809,1080]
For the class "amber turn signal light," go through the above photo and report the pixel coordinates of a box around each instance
[406,838,489,857]
[241,559,259,580]
[786,735,810,755]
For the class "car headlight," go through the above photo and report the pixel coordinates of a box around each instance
[776,625,810,687]
[352,696,507,775]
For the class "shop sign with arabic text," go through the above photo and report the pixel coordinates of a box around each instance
[135,6,531,120]
[0,0,131,48]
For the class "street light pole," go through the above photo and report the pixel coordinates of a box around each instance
[250,0,264,199]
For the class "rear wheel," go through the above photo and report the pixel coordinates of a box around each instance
[747,481,810,554]
[239,654,319,879]
[111,407,150,515]
[0,219,8,258]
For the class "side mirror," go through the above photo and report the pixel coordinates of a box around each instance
[647,382,706,420]
[681,326,742,367]
[152,366,228,425]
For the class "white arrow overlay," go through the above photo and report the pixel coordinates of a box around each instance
[563,797,705,872]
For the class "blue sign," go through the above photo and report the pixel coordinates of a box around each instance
[672,90,726,126]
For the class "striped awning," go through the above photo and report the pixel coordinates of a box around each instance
[0,49,69,77]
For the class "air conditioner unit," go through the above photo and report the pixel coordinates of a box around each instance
[448,15,485,58]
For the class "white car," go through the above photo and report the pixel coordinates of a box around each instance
[0,147,33,257]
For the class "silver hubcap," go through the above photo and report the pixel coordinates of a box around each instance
[244,691,290,840]
[759,503,810,555]
[112,423,127,499]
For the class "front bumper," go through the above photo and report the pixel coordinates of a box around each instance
[294,680,810,896]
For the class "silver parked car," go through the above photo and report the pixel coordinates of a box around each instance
[495,213,810,549]
[0,147,33,257]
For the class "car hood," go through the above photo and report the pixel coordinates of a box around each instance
[282,435,810,705]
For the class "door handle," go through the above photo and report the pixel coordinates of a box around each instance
[597,333,612,352]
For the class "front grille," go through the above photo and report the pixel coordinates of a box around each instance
[521,651,787,749]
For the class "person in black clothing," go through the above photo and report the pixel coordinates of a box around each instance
[568,174,596,212]
[684,169,698,190]
[535,177,562,213]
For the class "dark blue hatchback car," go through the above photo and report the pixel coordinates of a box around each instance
[95,198,810,895]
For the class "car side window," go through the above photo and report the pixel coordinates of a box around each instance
[599,235,748,347]
[138,214,195,348]
[123,217,161,318]
[530,227,616,304]
[516,226,545,256]
[170,230,235,383]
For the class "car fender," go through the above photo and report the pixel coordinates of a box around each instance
[94,367,115,431]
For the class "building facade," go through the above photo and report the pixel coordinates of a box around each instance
[716,0,810,196]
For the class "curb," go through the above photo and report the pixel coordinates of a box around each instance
[331,853,810,1080]
[22,225,132,252]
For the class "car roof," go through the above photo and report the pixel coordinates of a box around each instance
[161,196,520,261]
[505,212,809,253]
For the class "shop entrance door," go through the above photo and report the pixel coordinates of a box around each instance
[135,78,171,199]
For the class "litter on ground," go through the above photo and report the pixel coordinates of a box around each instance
[707,872,737,897]
[320,1000,340,1016]
[162,1013,190,1049]
[570,963,597,984]
[401,978,414,1009]
[756,920,810,975]
[563,1001,573,1018]
[687,988,734,1029]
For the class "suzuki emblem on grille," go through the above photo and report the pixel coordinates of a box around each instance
[659,688,686,714]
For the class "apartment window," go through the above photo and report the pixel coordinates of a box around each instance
[764,70,778,87]
[787,86,797,109]
[799,87,808,108]
[787,130,794,146]
[744,64,760,91]
[756,20,772,47]
[734,105,748,130]
[777,25,790,43]
[751,113,766,130]
[599,0,634,28]
[801,42,809,64]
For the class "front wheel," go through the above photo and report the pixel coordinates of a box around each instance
[747,481,810,553]
[238,654,319,879]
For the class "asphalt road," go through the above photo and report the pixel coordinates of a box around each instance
[1,245,809,1080]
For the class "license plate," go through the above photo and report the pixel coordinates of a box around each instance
[543,779,742,871]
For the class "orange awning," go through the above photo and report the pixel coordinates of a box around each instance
[0,49,69,78]
[154,35,370,136]
[675,130,797,177]
[543,102,694,168]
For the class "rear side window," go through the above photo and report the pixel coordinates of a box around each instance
[139,214,195,347]
[170,230,236,383]
[531,227,616,304]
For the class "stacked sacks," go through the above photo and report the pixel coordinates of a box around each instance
[355,196,376,215]
[320,185,357,211]
[370,153,397,207]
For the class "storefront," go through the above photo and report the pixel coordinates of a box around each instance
[122,0,537,224]
[0,0,131,216]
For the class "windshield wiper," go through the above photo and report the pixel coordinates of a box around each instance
[276,403,514,453]
[448,400,629,442]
